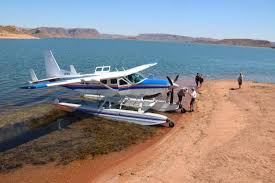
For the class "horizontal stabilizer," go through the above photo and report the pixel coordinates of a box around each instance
[30,69,38,82]
[70,65,78,75]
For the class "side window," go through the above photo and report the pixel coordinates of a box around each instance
[96,67,102,72]
[119,79,128,86]
[111,79,117,84]
[103,67,109,71]
[101,80,107,84]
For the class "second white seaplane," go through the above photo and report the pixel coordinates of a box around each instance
[23,51,182,127]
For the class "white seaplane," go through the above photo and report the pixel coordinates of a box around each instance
[23,51,182,127]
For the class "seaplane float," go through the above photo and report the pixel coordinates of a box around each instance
[22,50,185,127]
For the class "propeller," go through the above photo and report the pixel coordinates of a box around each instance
[174,75,179,83]
[166,75,179,104]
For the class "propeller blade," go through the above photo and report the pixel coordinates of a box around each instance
[174,75,179,83]
[167,76,173,86]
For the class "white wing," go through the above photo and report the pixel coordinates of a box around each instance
[25,63,157,89]
[99,63,157,80]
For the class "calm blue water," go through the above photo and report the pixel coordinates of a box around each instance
[0,39,275,111]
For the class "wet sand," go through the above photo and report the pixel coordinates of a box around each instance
[1,80,275,183]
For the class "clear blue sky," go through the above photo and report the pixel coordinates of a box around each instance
[0,0,274,41]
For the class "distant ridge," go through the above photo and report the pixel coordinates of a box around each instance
[197,38,272,48]
[0,25,273,48]
[27,27,100,38]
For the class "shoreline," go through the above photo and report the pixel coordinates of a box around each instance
[0,36,273,49]
[0,80,274,182]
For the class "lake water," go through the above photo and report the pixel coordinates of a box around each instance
[0,39,275,111]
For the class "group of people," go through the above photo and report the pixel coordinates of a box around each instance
[167,73,201,112]
[177,87,197,112]
[166,86,197,112]
[167,72,243,112]
[195,73,204,87]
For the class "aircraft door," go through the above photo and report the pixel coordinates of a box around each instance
[118,78,130,95]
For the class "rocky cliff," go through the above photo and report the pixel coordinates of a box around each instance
[28,27,100,38]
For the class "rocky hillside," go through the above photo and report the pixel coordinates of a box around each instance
[0,26,37,39]
[1,25,273,48]
[134,33,195,42]
[133,34,219,43]
[27,27,100,38]
[209,39,272,48]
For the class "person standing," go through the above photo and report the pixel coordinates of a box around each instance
[195,73,200,87]
[189,88,197,112]
[177,87,186,104]
[199,73,204,87]
[238,73,243,89]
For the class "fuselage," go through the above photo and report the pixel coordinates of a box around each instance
[63,78,170,97]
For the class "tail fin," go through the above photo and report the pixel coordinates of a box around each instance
[70,65,78,75]
[30,69,38,82]
[44,50,62,78]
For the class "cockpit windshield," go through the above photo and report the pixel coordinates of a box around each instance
[126,73,145,84]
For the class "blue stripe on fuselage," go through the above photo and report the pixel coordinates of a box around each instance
[63,78,169,90]
[139,79,169,86]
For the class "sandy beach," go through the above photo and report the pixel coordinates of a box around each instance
[0,33,38,39]
[0,80,274,183]
[94,80,275,182]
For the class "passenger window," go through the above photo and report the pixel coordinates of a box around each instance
[119,79,128,85]
[111,79,117,84]
[103,67,109,71]
[96,67,102,72]
[101,80,107,84]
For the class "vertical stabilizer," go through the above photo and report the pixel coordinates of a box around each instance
[30,69,38,82]
[70,65,78,75]
[44,50,62,78]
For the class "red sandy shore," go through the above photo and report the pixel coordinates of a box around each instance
[1,80,274,183]
[94,80,275,183]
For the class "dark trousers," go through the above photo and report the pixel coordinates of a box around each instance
[178,95,183,103]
